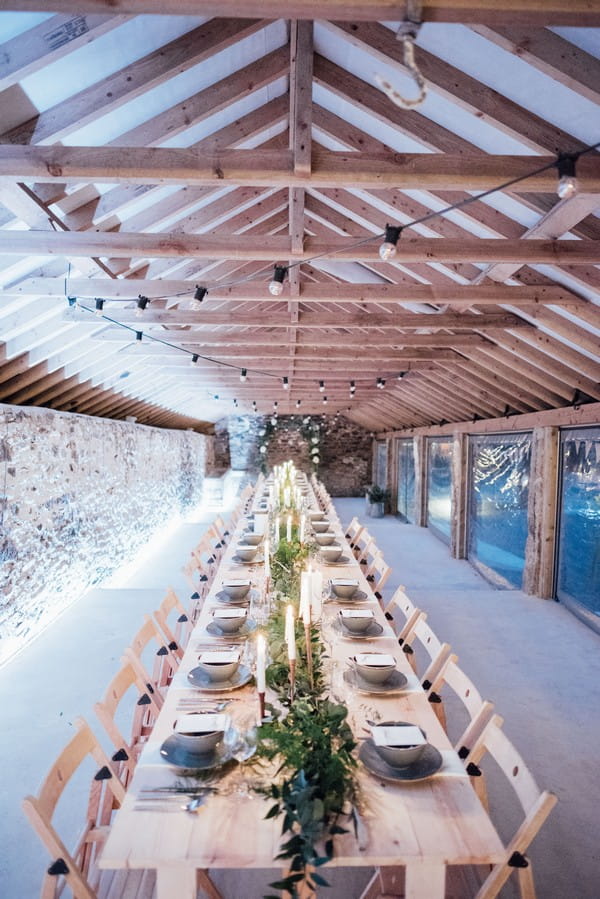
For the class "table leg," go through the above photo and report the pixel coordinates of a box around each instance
[156,867,197,899]
[405,861,445,899]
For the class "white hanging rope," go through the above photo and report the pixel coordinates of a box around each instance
[375,1,427,110]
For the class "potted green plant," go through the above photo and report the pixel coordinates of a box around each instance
[366,484,390,518]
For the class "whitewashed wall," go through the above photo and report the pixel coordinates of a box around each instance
[0,405,209,665]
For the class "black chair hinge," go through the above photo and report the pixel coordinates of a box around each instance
[428,690,442,704]
[402,644,414,655]
[94,765,113,781]
[458,745,470,760]
[360,559,368,566]
[223,530,230,537]
[199,574,208,583]
[508,851,529,869]
[157,645,168,656]
[112,747,129,762]
[177,613,188,623]
[366,574,374,582]
[48,859,69,877]
[422,678,431,691]
[385,612,393,620]
[168,641,178,651]
[466,762,481,777]
[374,591,382,600]
[138,692,152,706]
[191,591,200,599]
[146,682,155,694]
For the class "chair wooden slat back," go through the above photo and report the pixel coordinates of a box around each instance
[94,660,161,785]
[122,615,179,708]
[344,517,364,552]
[467,714,557,899]
[402,613,452,688]
[153,587,192,660]
[22,718,125,899]
[365,553,391,602]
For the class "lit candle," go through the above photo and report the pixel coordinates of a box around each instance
[299,513,305,543]
[284,486,291,508]
[274,515,280,544]
[286,513,292,542]
[285,605,296,660]
[256,634,266,693]
[264,536,270,581]
[299,572,309,621]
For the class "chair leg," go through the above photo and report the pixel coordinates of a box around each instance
[359,869,384,899]
[517,864,537,899]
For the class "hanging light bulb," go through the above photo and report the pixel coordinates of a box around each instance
[322,395,328,405]
[556,155,578,199]
[269,265,287,296]
[319,380,325,393]
[240,368,247,382]
[282,376,289,390]
[379,224,402,261]
[190,353,199,367]
[397,371,406,380]
[271,415,277,425]
[94,298,104,317]
[350,380,356,392]
[296,399,301,408]
[64,296,78,321]
[190,286,207,311]
[135,295,149,318]
[132,331,143,352]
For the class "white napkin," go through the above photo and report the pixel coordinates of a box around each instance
[341,609,374,619]
[332,579,359,588]
[221,578,251,587]
[175,714,228,735]
[199,650,240,664]
[372,725,426,747]
[356,653,395,667]
[213,608,247,619]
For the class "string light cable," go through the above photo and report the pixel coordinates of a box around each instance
[66,141,600,395]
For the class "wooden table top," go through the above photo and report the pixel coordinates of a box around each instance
[100,478,504,886]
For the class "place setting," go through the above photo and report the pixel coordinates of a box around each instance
[323,577,369,604]
[231,542,265,566]
[318,543,353,567]
[343,652,409,694]
[187,649,253,693]
[358,721,444,783]
[205,606,257,639]
[335,608,384,639]
[214,577,256,605]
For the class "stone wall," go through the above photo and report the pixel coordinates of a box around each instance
[0,405,209,665]
[214,414,372,496]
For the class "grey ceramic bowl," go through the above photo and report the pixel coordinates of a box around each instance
[235,543,259,562]
[321,544,343,562]
[374,724,427,768]
[212,609,247,633]
[314,532,336,546]
[339,610,373,633]
[308,510,326,520]
[242,532,263,546]
[312,520,330,533]
[354,655,396,685]
[174,722,224,754]
[199,657,240,682]
[221,580,251,600]
[331,579,359,599]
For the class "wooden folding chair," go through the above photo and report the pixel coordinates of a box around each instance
[401,613,452,690]
[94,660,161,786]
[449,714,557,899]
[365,552,392,602]
[122,615,179,708]
[153,587,193,661]
[344,516,364,552]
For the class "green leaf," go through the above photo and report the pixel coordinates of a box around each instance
[264,804,280,820]
[311,872,330,887]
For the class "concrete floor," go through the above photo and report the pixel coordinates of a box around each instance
[1,499,599,898]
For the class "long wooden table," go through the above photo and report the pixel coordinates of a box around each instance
[100,479,503,897]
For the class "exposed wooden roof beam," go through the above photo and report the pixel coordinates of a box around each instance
[2,230,598,264]
[9,279,585,306]
[0,13,129,92]
[6,2,597,26]
[2,146,599,192]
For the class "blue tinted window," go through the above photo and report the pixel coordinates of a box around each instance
[427,439,453,542]
[375,442,387,488]
[557,428,600,632]
[468,433,531,588]
[397,439,415,522]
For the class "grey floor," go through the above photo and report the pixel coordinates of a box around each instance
[1,499,599,898]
